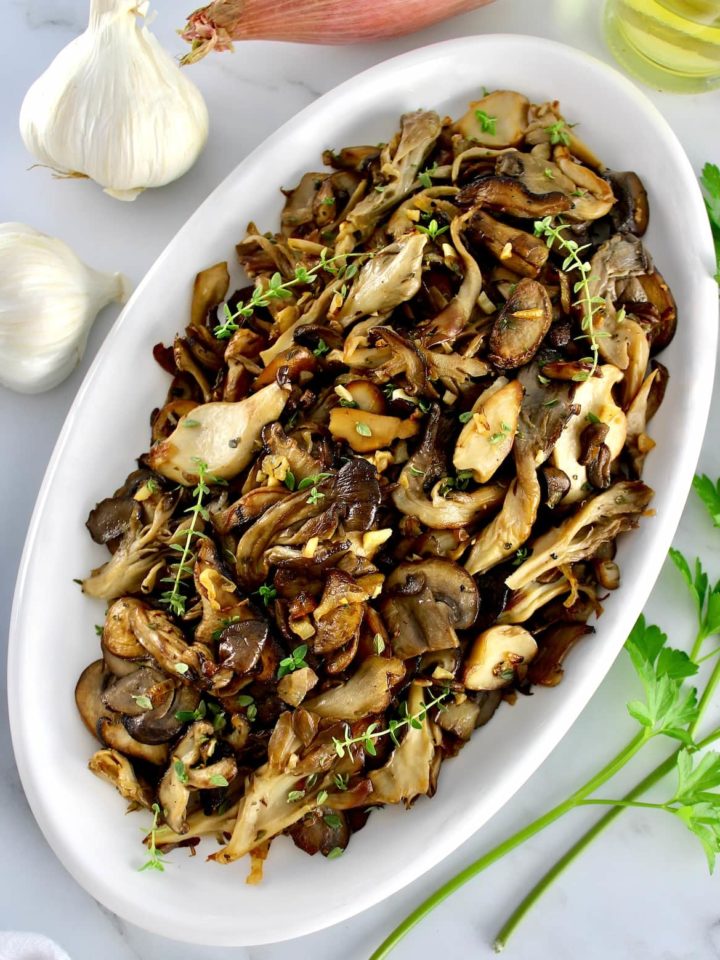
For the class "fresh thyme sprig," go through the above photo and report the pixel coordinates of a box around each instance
[160,458,223,618]
[213,250,367,340]
[534,216,605,380]
[333,687,450,759]
[139,803,167,873]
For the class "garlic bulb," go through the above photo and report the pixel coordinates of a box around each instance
[0,224,130,394]
[20,0,209,201]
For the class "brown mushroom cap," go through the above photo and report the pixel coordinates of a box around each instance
[489,278,553,369]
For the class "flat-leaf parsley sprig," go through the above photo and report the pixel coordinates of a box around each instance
[534,216,605,380]
[213,249,368,340]
[160,458,224,618]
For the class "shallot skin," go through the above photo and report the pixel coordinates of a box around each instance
[181,0,496,62]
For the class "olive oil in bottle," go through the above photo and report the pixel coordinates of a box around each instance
[604,0,720,92]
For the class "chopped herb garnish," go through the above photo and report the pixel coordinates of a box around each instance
[475,109,497,135]
[355,422,373,437]
[255,582,277,606]
[278,644,309,679]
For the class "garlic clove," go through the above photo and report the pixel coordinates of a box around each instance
[0,223,130,394]
[19,0,209,201]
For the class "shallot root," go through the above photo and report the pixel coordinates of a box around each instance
[181,0,496,63]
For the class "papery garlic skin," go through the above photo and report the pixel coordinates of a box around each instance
[20,0,209,201]
[0,224,130,394]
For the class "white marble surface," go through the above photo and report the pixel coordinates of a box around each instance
[1,0,720,957]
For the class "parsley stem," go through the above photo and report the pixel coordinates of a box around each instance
[492,724,720,952]
[369,730,649,960]
[578,798,667,810]
[493,651,720,953]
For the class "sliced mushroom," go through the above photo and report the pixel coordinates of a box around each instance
[465,209,550,278]
[96,717,168,765]
[88,749,153,809]
[328,407,419,453]
[489,278,552,369]
[147,382,290,485]
[436,699,482,740]
[506,481,654,591]
[382,558,479,658]
[75,659,110,736]
[463,624,538,690]
[528,623,594,686]
[303,656,405,720]
[454,90,530,147]
[288,808,350,858]
[123,684,201,745]
[191,261,230,328]
[101,666,171,716]
[605,170,649,236]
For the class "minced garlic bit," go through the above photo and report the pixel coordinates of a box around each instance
[500,241,513,260]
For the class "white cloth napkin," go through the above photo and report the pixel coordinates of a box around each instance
[0,933,71,960]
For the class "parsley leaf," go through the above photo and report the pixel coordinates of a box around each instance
[693,474,720,528]
[625,614,698,742]
[700,163,720,283]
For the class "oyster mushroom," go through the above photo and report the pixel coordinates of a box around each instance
[382,558,479,658]
[368,682,440,807]
[453,378,523,483]
[337,232,427,327]
[488,278,553,369]
[463,624,538,690]
[418,212,483,347]
[393,406,505,529]
[625,369,660,476]
[454,90,530,147]
[506,481,654,591]
[303,656,406,720]
[551,364,627,504]
[147,381,290,484]
[336,109,442,254]
[456,175,572,219]
[88,748,153,809]
[464,444,541,576]
[82,494,176,600]
[190,261,230,328]
[158,720,238,834]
